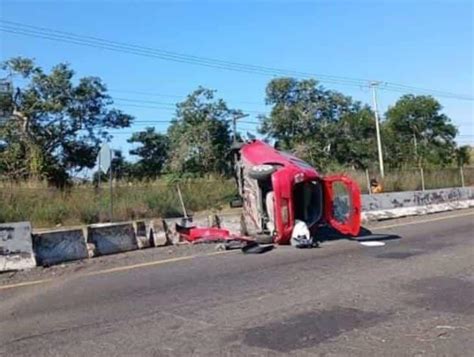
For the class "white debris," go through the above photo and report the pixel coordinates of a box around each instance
[359,241,386,247]
[291,220,313,248]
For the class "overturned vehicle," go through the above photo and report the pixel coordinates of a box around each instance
[233,140,361,245]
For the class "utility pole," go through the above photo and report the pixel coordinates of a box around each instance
[232,113,249,143]
[109,150,114,221]
[370,81,385,178]
[413,131,418,164]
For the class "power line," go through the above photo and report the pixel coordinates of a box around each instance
[377,85,472,101]
[0,25,361,87]
[0,20,366,87]
[114,103,176,111]
[110,89,184,100]
[108,129,261,135]
[381,82,472,99]
[113,97,176,107]
[112,97,267,115]
[1,20,472,100]
[110,89,267,107]
[111,94,471,128]
[132,119,260,125]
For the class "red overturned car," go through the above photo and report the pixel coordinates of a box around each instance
[233,140,361,244]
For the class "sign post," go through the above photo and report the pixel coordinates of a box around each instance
[97,144,113,221]
[109,153,113,221]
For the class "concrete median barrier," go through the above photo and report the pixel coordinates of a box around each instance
[362,187,473,221]
[134,220,149,249]
[1,221,36,271]
[1,187,471,270]
[32,228,89,266]
[87,222,138,256]
[149,219,171,247]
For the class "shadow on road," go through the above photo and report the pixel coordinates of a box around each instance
[318,226,402,243]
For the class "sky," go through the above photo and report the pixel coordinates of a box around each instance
[1,0,473,165]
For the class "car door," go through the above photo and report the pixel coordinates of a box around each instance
[322,175,361,236]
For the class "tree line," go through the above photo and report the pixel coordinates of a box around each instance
[0,57,470,186]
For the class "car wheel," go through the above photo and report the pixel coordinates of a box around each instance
[248,164,276,180]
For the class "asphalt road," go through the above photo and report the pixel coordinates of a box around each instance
[1,211,473,356]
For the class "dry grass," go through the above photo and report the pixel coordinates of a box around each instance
[335,167,473,194]
[0,179,237,228]
[1,168,472,227]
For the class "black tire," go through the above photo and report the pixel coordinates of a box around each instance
[248,164,276,180]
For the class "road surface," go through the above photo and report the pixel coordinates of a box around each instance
[1,210,473,356]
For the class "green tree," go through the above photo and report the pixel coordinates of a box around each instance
[455,145,471,167]
[0,57,133,185]
[128,127,169,179]
[384,95,457,168]
[333,106,378,170]
[260,77,377,170]
[167,87,239,175]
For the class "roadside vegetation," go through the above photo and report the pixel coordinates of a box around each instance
[1,57,472,227]
[0,179,237,228]
[1,167,472,228]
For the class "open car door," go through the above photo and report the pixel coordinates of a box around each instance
[322,175,361,236]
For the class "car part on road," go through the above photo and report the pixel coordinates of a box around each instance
[241,241,275,254]
[216,240,249,251]
[188,227,231,242]
[359,241,386,247]
[290,220,319,248]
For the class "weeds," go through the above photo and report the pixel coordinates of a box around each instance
[0,168,471,227]
[0,179,237,227]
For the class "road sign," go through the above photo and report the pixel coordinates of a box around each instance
[98,143,112,173]
[96,143,114,221]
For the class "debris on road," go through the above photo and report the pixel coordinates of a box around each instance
[241,241,274,254]
[290,220,319,248]
[359,241,386,247]
[173,216,276,254]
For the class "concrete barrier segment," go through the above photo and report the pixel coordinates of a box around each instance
[362,199,474,222]
[32,227,89,266]
[0,221,36,271]
[87,222,138,256]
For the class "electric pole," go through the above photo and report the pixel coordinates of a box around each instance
[232,113,249,143]
[370,81,385,178]
[413,130,418,164]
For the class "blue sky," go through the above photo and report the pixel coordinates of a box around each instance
[1,0,473,164]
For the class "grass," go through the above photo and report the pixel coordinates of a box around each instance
[1,168,472,228]
[0,179,237,228]
[337,167,474,194]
